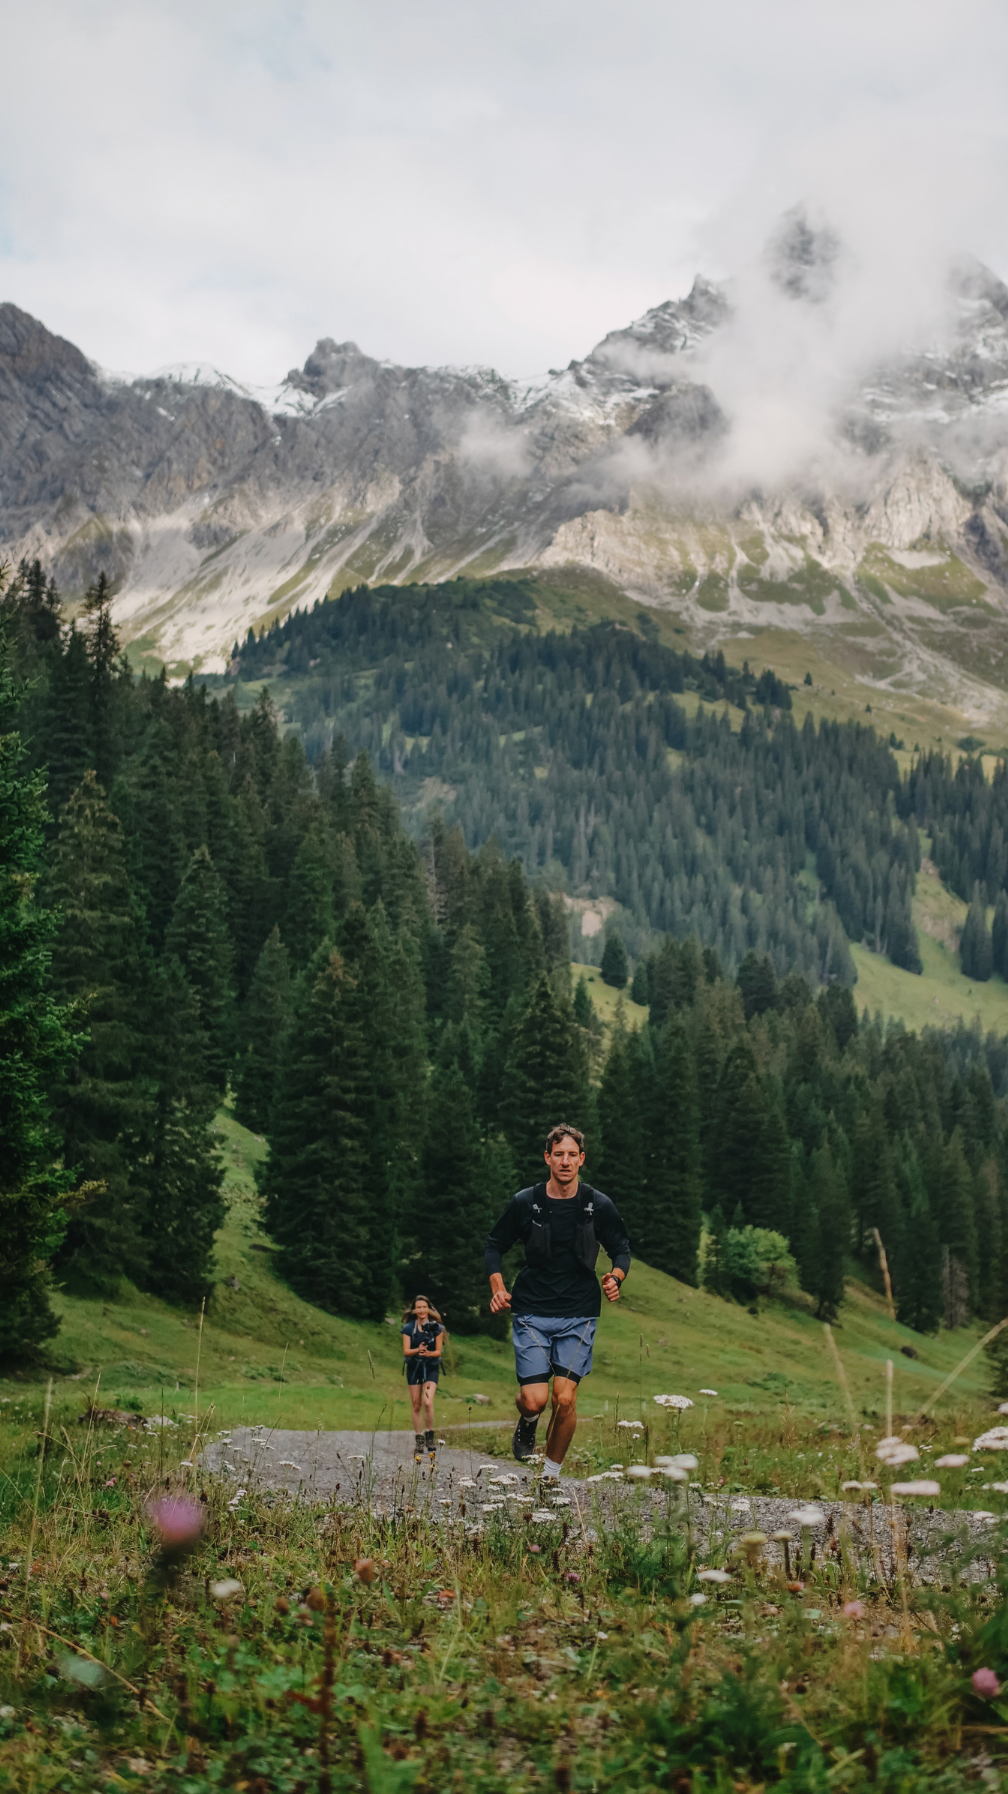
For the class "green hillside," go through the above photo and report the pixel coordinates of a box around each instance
[6,1107,991,1446]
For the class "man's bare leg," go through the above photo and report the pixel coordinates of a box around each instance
[517,1381,550,1421]
[544,1375,578,1468]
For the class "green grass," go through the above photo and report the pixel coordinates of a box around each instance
[850,853,1008,1036]
[570,965,649,1036]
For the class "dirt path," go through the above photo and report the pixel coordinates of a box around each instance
[201,1426,1003,1581]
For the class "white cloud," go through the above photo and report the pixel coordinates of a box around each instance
[0,0,1006,390]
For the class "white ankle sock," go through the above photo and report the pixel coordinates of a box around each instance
[541,1456,562,1479]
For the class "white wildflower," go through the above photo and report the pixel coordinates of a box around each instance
[890,1480,941,1498]
[935,1454,970,1468]
[697,1568,732,1584]
[989,1482,1008,1494]
[550,1495,571,1507]
[617,1420,643,1430]
[209,1579,244,1602]
[459,1478,476,1489]
[531,1509,555,1523]
[279,1460,302,1471]
[788,1505,825,1527]
[626,1465,656,1479]
[689,1593,707,1606]
[875,1440,919,1467]
[653,1394,694,1410]
[656,1453,698,1471]
[974,1428,1008,1451]
[659,1466,689,1482]
[699,1389,718,1397]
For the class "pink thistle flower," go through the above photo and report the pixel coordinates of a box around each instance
[147,1495,203,1551]
[842,1600,866,1620]
[973,1668,1001,1699]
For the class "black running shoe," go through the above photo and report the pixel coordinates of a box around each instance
[425,1429,436,1456]
[512,1413,540,1461]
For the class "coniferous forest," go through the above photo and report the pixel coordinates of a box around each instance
[5,561,1008,1375]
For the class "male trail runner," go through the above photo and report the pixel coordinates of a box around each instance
[484,1123,631,1479]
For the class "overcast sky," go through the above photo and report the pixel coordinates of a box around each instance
[2,0,1006,384]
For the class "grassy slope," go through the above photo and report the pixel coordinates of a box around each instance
[570,962,649,1033]
[851,853,1008,1035]
[7,1108,990,1440]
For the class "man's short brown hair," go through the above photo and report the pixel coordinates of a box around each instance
[545,1122,586,1155]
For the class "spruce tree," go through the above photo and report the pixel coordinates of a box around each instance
[0,643,78,1359]
[643,1019,702,1281]
[142,957,226,1306]
[81,572,123,791]
[405,1053,510,1332]
[500,972,591,1183]
[573,974,594,1028]
[48,772,149,1292]
[595,1020,645,1242]
[601,931,628,989]
[234,926,292,1133]
[283,820,336,969]
[960,883,993,981]
[260,941,372,1317]
[630,958,650,1008]
[45,627,94,818]
[808,1144,850,1320]
[165,845,236,1093]
[993,890,1008,979]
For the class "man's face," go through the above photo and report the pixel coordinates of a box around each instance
[545,1134,585,1185]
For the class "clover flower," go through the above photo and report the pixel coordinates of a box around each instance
[973,1668,1001,1699]
[842,1600,865,1619]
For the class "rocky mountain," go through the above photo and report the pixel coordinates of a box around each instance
[4,215,1008,714]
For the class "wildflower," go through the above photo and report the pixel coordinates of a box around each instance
[875,1440,919,1467]
[890,1480,941,1498]
[973,1668,1001,1699]
[305,1587,326,1611]
[656,1453,698,1470]
[935,1454,969,1469]
[737,1532,767,1566]
[354,1559,377,1584]
[788,1506,825,1527]
[565,1571,581,1584]
[998,1404,1008,1416]
[274,1595,290,1614]
[626,1465,656,1479]
[278,1460,302,1471]
[531,1509,554,1522]
[617,1419,643,1430]
[974,1428,1008,1451]
[688,1593,707,1606]
[699,1389,718,1396]
[842,1600,866,1619]
[653,1394,693,1410]
[147,1494,204,1549]
[697,1568,732,1583]
[659,1465,688,1482]
[209,1579,244,1602]
[529,1544,541,1554]
[989,1482,1008,1494]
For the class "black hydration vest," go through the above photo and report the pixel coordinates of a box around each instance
[522,1182,600,1274]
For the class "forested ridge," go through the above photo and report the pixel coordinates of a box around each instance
[229,579,928,982]
[5,561,1008,1384]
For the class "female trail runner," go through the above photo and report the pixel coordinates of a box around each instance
[401,1294,444,1463]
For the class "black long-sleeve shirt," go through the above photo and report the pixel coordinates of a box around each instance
[484,1182,631,1318]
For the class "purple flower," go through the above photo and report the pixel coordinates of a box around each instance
[973,1668,1001,1699]
[565,1571,581,1584]
[147,1495,203,1551]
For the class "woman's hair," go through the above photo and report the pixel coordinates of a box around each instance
[402,1294,442,1324]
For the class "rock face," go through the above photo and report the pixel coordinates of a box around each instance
[5,238,1008,712]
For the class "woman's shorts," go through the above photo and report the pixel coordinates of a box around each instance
[405,1360,440,1386]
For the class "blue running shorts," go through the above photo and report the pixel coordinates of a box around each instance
[512,1314,597,1386]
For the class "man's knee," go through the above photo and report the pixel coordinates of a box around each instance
[551,1382,578,1419]
[519,1382,549,1416]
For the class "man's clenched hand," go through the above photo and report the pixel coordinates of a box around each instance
[489,1273,512,1314]
[601,1271,624,1303]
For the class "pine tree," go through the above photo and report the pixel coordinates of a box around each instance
[808,1144,850,1320]
[642,1019,702,1281]
[234,926,292,1133]
[405,1053,511,1332]
[165,846,236,1093]
[960,883,993,981]
[573,973,594,1028]
[500,972,591,1184]
[81,572,123,791]
[0,641,78,1359]
[48,772,149,1292]
[595,1020,646,1243]
[601,931,628,989]
[993,890,1008,979]
[45,627,94,818]
[260,941,372,1316]
[630,958,650,1008]
[142,957,226,1306]
[736,950,777,1020]
[283,820,336,969]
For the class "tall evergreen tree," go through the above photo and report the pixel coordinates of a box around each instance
[960,883,993,981]
[993,889,1008,979]
[595,1020,646,1243]
[48,772,149,1292]
[165,845,236,1093]
[234,926,292,1133]
[500,972,591,1184]
[601,931,628,989]
[808,1144,851,1320]
[0,640,78,1358]
[81,572,123,792]
[642,1019,702,1281]
[142,957,226,1306]
[260,941,372,1316]
[405,1052,511,1332]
